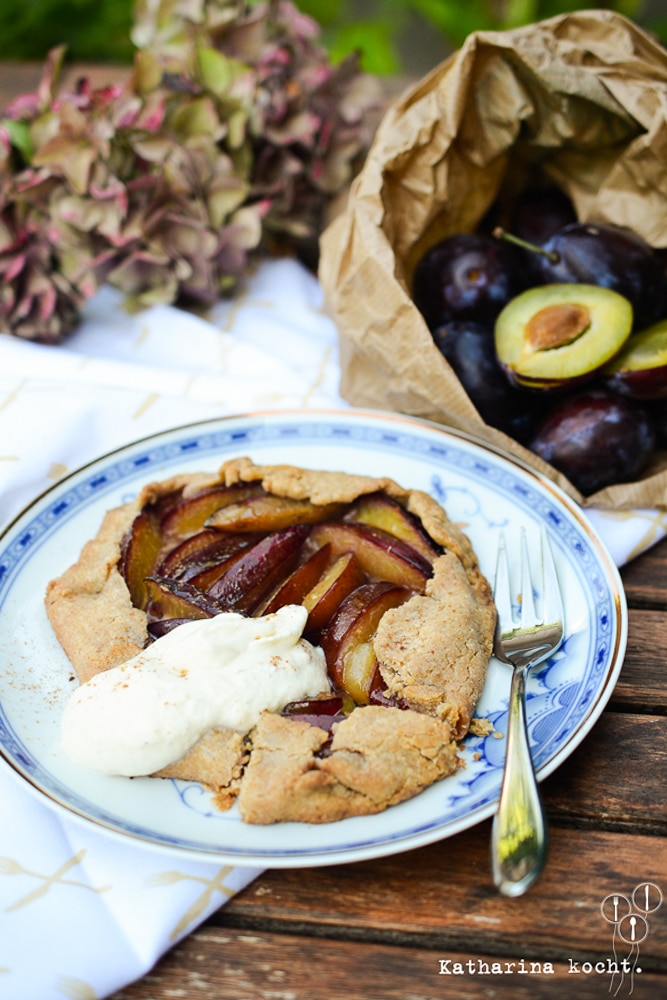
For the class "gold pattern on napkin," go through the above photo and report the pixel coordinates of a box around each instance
[0,849,110,911]
[57,976,98,1000]
[149,865,236,941]
[48,462,69,480]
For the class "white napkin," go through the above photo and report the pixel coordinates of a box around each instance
[0,257,664,1000]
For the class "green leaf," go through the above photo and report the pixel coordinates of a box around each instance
[502,0,540,29]
[32,136,97,194]
[133,49,163,95]
[208,183,249,229]
[171,96,222,140]
[410,0,497,45]
[226,108,248,150]
[197,47,235,96]
[329,21,401,76]
[3,120,34,162]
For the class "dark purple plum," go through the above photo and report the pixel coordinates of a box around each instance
[412,233,528,330]
[432,320,545,443]
[647,400,667,448]
[529,389,656,494]
[512,185,577,246]
[529,223,667,330]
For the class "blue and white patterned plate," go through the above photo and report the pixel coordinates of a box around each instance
[0,409,627,866]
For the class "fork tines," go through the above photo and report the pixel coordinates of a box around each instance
[495,525,563,630]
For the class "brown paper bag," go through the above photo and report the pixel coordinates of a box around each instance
[319,9,667,509]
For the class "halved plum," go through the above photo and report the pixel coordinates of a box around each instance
[206,525,311,612]
[160,483,265,538]
[495,283,633,390]
[321,581,413,703]
[207,494,346,533]
[121,508,163,611]
[144,576,226,622]
[258,543,333,615]
[603,320,667,400]
[309,522,430,593]
[344,492,441,564]
[302,551,366,635]
[158,530,254,580]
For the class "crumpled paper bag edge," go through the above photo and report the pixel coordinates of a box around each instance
[319,10,667,511]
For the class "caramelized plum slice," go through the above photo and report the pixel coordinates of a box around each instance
[144,576,225,622]
[121,508,163,611]
[341,641,381,706]
[321,582,413,703]
[147,618,193,640]
[309,522,431,592]
[207,494,346,533]
[280,694,348,731]
[160,483,265,538]
[302,551,365,635]
[158,528,221,574]
[187,546,253,593]
[258,543,332,615]
[368,684,410,710]
[344,492,441,563]
[158,530,254,580]
[207,524,311,612]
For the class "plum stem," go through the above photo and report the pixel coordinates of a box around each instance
[492,226,561,265]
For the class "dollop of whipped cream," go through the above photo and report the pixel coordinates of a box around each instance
[61,604,328,776]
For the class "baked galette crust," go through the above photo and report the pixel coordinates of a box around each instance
[45,457,495,824]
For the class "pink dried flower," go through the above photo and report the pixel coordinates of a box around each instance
[0,0,378,341]
[0,206,85,342]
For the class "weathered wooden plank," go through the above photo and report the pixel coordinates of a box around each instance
[611,608,667,714]
[610,609,667,711]
[216,825,667,964]
[110,925,667,1000]
[622,539,667,608]
[543,713,667,832]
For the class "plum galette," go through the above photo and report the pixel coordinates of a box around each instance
[46,457,496,824]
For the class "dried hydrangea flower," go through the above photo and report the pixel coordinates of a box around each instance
[0,1,378,340]
[0,204,85,343]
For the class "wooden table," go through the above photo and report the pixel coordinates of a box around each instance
[2,59,666,1000]
[102,539,665,1000]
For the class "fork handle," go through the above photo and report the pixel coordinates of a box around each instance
[491,664,548,897]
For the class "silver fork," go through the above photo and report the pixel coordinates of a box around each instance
[491,525,564,897]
